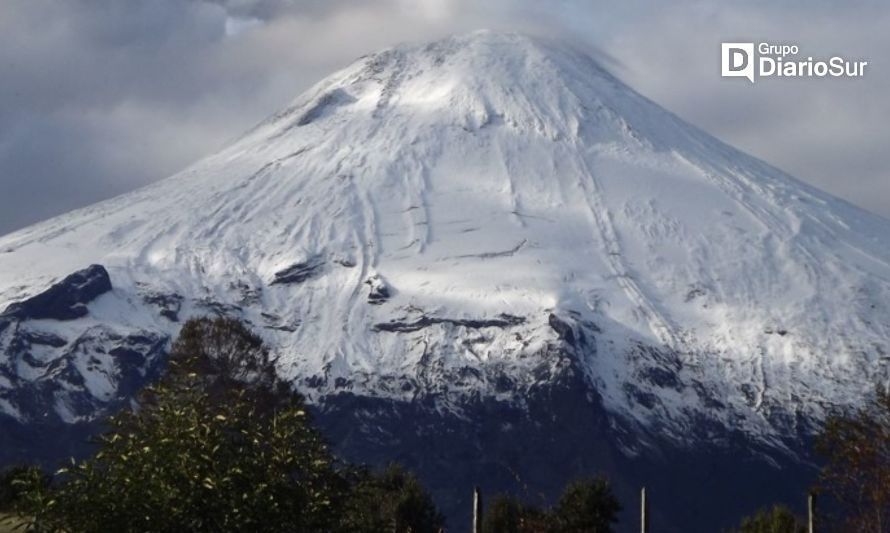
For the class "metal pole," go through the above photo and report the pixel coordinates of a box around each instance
[473,486,483,533]
[808,492,816,533]
[641,487,649,533]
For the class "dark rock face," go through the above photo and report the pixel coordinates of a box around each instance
[316,359,815,533]
[271,259,324,285]
[0,325,168,428]
[1,265,112,321]
[548,313,576,345]
[365,275,391,305]
[373,313,526,333]
[142,292,183,322]
[20,330,68,348]
[296,89,358,127]
[0,266,168,468]
[196,299,243,317]
[368,287,390,305]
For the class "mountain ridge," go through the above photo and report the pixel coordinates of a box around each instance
[1,30,889,461]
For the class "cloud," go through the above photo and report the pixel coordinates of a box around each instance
[0,0,887,235]
[604,1,890,218]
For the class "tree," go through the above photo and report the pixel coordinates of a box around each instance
[4,466,66,531]
[815,386,890,532]
[482,477,620,533]
[341,464,445,533]
[550,477,621,533]
[730,505,805,533]
[0,465,50,530]
[13,317,344,532]
[0,466,47,512]
[482,494,548,533]
[165,316,284,403]
[9,317,445,533]
[484,494,524,533]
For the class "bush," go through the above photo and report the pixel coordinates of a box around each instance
[730,504,805,533]
[550,477,621,533]
[0,466,47,512]
[482,494,548,533]
[341,464,445,532]
[482,477,620,533]
[483,494,524,533]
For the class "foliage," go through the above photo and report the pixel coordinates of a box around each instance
[169,317,273,386]
[550,477,621,533]
[482,494,548,533]
[8,318,444,532]
[730,504,805,533]
[815,386,890,532]
[482,477,620,533]
[340,464,445,533]
[0,466,51,531]
[483,494,524,533]
[11,319,341,532]
[0,466,47,512]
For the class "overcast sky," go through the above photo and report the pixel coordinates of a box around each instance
[1,0,887,236]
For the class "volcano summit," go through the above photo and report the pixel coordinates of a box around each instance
[1,31,889,530]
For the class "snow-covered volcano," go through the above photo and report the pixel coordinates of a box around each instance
[2,31,889,452]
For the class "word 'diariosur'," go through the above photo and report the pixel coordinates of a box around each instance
[722,42,867,83]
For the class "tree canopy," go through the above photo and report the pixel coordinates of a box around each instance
[815,386,890,532]
[7,317,445,533]
[481,477,621,533]
[729,504,805,533]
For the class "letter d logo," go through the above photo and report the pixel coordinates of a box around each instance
[722,43,755,83]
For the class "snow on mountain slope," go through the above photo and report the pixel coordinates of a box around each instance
[2,30,889,450]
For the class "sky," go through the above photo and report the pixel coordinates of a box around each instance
[0,0,887,236]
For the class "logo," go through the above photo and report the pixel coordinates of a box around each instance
[721,42,867,83]
[722,43,755,82]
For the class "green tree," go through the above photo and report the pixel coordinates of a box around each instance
[14,317,343,532]
[2,466,56,531]
[815,386,890,532]
[482,494,547,533]
[0,466,47,512]
[730,505,805,533]
[341,464,444,532]
[550,477,621,533]
[170,317,273,384]
[9,317,445,533]
[483,494,523,533]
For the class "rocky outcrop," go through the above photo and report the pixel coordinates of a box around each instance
[142,292,183,322]
[373,313,526,333]
[365,274,391,305]
[1,265,111,321]
[0,325,168,426]
[271,258,324,285]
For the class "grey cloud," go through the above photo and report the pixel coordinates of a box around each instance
[604,1,890,217]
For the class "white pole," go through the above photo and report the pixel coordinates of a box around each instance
[473,486,483,533]
[641,487,649,533]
